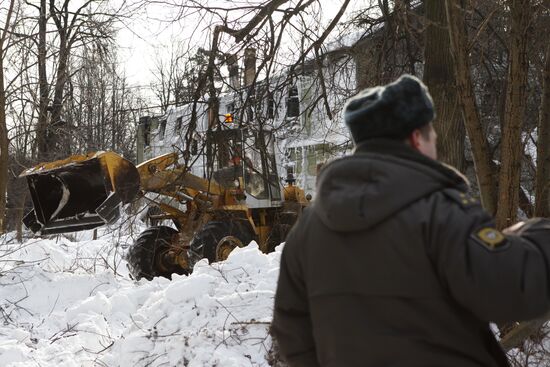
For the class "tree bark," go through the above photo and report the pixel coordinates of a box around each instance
[495,0,531,228]
[445,0,496,213]
[49,36,70,155]
[424,0,465,171]
[15,187,27,242]
[36,0,50,158]
[0,55,8,234]
[535,45,550,217]
[0,0,16,233]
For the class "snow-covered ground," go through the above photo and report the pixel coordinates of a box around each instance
[2,218,545,367]
[0,221,282,366]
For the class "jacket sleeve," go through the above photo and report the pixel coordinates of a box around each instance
[272,221,320,367]
[427,190,550,323]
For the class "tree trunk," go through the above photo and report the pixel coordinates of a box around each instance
[445,0,496,213]
[0,57,8,234]
[112,70,117,151]
[0,0,16,233]
[49,36,70,156]
[495,0,531,228]
[535,45,550,217]
[423,0,465,171]
[36,0,50,158]
[15,188,27,243]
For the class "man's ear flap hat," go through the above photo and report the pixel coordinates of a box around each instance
[344,74,435,143]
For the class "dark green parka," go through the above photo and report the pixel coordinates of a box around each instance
[272,140,550,367]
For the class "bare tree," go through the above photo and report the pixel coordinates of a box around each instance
[152,44,184,112]
[149,0,357,172]
[24,0,123,159]
[35,0,49,158]
[151,45,213,113]
[0,0,17,233]
[445,0,497,213]
[0,1,144,234]
[65,39,142,159]
[424,0,465,170]
[535,45,550,217]
[495,0,532,228]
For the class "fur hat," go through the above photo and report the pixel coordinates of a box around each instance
[344,74,435,143]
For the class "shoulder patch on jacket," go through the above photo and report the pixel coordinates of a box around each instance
[471,227,509,251]
[441,188,479,210]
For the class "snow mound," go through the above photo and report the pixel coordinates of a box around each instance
[0,229,283,367]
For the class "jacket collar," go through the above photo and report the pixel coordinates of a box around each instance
[353,138,469,189]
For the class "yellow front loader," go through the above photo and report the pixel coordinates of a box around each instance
[21,128,310,280]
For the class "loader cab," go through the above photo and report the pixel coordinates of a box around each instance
[208,127,283,208]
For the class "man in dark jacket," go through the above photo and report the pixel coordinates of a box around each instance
[272,74,550,367]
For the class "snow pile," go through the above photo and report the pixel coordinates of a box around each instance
[0,228,282,366]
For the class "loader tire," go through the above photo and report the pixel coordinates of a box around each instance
[188,221,255,267]
[126,226,186,280]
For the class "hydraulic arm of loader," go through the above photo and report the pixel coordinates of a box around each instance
[20,151,140,235]
[136,152,224,196]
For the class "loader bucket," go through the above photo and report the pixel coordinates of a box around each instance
[20,152,140,235]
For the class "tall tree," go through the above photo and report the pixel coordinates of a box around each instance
[64,38,142,159]
[36,0,50,158]
[0,0,17,233]
[445,0,496,213]
[31,0,119,159]
[535,45,550,217]
[495,0,532,228]
[423,0,465,170]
